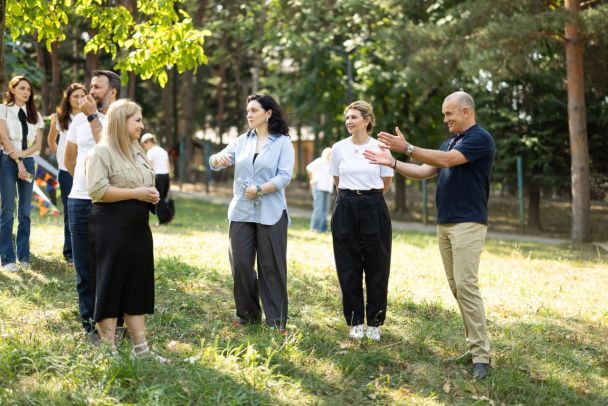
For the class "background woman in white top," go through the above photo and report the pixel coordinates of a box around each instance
[0,76,44,272]
[330,100,393,341]
[47,83,86,263]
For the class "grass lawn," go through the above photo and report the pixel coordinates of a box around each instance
[1,197,607,405]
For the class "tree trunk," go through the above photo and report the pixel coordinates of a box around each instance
[0,0,7,90]
[216,62,226,146]
[180,70,194,181]
[127,71,136,99]
[35,38,49,115]
[394,170,407,214]
[565,0,591,241]
[161,73,172,144]
[526,184,542,230]
[49,42,60,112]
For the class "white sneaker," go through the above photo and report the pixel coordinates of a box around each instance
[366,326,381,341]
[349,324,365,340]
[3,263,18,272]
[19,262,30,270]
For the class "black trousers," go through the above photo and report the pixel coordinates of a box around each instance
[154,174,173,224]
[331,190,391,327]
[228,211,288,327]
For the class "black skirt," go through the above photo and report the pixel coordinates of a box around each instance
[89,199,154,322]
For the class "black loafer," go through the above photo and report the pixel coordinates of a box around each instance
[472,362,492,380]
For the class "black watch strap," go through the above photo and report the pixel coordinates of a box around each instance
[87,113,98,122]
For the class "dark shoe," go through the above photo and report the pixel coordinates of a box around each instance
[445,351,473,364]
[87,330,102,345]
[472,362,492,380]
[115,326,127,340]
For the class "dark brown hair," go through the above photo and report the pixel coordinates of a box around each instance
[247,94,290,136]
[56,83,86,131]
[3,76,38,125]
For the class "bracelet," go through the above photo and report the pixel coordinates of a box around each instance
[392,158,398,169]
[7,150,15,156]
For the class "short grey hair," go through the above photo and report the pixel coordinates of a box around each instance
[445,91,475,112]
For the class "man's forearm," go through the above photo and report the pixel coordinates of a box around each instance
[395,162,437,180]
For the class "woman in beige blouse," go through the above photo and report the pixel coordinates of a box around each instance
[86,99,165,362]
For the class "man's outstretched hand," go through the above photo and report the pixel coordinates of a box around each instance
[377,127,408,153]
[363,144,394,167]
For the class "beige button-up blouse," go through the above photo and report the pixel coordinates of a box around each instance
[86,143,155,203]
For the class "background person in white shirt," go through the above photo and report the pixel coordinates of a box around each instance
[330,100,393,342]
[47,83,87,264]
[64,70,120,338]
[0,75,44,272]
[306,147,333,232]
[141,133,174,224]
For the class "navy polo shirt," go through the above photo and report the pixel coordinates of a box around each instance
[435,124,495,225]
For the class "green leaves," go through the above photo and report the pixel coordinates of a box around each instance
[5,0,210,87]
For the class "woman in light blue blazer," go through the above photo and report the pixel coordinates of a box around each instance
[210,94,294,332]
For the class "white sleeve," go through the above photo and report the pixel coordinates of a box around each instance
[36,112,45,129]
[0,104,7,120]
[329,145,340,177]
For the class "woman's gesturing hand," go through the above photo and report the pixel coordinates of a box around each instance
[213,153,233,168]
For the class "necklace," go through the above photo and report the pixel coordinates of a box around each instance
[351,136,371,154]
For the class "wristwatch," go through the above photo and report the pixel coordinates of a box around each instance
[256,185,263,198]
[87,113,98,122]
[405,143,416,157]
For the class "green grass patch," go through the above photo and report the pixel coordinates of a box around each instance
[1,198,607,404]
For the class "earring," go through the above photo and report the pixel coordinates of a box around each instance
[265,117,269,123]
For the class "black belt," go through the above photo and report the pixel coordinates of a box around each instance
[339,188,383,195]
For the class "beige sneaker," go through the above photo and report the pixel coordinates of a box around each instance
[130,342,169,364]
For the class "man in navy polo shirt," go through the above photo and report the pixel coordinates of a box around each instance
[363,91,495,380]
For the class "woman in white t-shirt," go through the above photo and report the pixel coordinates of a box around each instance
[47,83,86,263]
[330,100,393,341]
[0,76,44,272]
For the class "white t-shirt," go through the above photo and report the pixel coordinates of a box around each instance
[0,104,44,156]
[306,157,334,192]
[330,136,393,190]
[66,112,106,200]
[146,145,170,175]
[55,113,74,171]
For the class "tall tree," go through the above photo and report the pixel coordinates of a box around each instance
[565,0,591,241]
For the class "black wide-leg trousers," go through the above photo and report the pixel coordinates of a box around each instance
[331,190,391,327]
[228,211,288,327]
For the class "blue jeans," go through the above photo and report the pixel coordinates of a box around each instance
[0,155,35,264]
[58,170,73,261]
[68,197,94,332]
[310,187,331,232]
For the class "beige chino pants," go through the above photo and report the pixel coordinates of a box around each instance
[437,222,491,364]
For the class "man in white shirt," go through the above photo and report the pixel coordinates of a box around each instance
[141,133,174,224]
[64,70,120,339]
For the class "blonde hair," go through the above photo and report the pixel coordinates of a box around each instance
[102,99,146,164]
[344,100,375,134]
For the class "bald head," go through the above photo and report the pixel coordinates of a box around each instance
[444,91,475,112]
[442,91,477,133]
